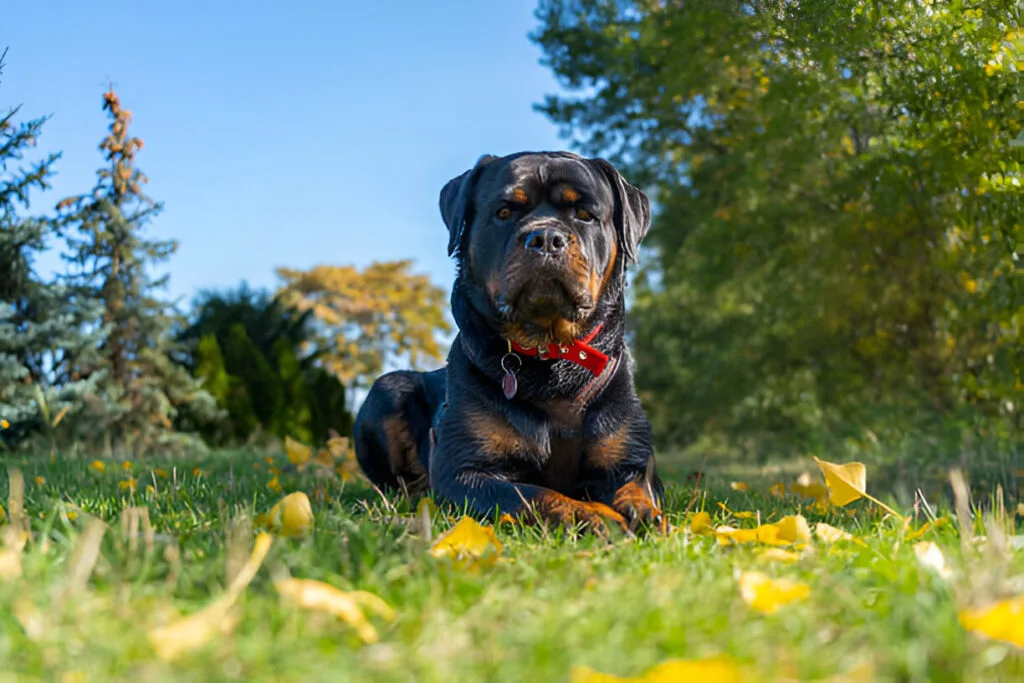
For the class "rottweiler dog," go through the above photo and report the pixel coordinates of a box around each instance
[354,151,665,536]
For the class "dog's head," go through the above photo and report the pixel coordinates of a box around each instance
[440,151,650,347]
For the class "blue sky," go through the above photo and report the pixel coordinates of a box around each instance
[4,1,568,307]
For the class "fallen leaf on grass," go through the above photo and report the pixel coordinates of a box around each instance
[255,492,314,537]
[958,595,1024,648]
[571,656,743,683]
[904,517,949,543]
[730,481,750,492]
[716,515,811,548]
[812,457,903,520]
[285,436,312,469]
[773,515,811,545]
[913,541,953,580]
[716,525,782,546]
[12,597,45,640]
[717,502,756,520]
[814,522,864,546]
[147,532,272,660]
[274,578,394,643]
[790,473,828,503]
[429,516,502,568]
[757,548,802,564]
[738,571,810,615]
[689,511,713,535]
[769,482,786,497]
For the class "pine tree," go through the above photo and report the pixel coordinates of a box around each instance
[56,87,219,454]
[0,50,105,449]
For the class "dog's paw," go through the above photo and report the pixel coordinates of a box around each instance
[531,491,630,539]
[612,480,668,534]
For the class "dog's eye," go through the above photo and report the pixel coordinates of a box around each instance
[575,207,594,222]
[496,207,513,220]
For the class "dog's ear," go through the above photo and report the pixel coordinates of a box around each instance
[439,154,499,257]
[592,158,651,264]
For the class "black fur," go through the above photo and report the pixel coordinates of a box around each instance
[355,151,664,534]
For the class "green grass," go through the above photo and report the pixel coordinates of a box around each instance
[0,451,1021,682]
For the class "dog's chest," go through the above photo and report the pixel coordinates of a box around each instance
[538,400,584,492]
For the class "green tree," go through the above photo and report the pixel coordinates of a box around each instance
[533,0,1022,454]
[0,50,105,450]
[56,88,220,454]
[179,284,351,445]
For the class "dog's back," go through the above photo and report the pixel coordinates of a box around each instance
[353,367,447,495]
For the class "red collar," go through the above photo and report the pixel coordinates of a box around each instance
[507,323,610,377]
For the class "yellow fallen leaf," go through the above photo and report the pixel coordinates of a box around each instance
[959,595,1024,648]
[0,547,21,579]
[12,597,45,640]
[913,541,953,580]
[716,524,783,546]
[274,577,394,643]
[790,473,828,502]
[757,548,802,564]
[256,492,314,537]
[769,482,786,497]
[689,511,713,535]
[812,456,903,520]
[429,516,503,567]
[773,515,811,545]
[738,571,810,615]
[904,517,949,543]
[730,481,750,492]
[148,533,272,660]
[285,436,312,469]
[571,656,743,683]
[312,448,335,469]
[717,502,755,519]
[814,522,863,546]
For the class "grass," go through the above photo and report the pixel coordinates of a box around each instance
[0,450,1021,682]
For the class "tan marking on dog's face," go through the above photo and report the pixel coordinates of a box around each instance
[511,187,529,204]
[559,185,581,203]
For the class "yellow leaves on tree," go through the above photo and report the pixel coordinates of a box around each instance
[275,260,452,391]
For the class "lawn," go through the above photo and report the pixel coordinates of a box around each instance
[0,449,1021,682]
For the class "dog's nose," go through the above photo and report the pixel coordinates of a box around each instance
[523,228,568,256]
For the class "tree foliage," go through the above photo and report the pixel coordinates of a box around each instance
[533,0,1022,454]
[55,88,220,454]
[276,260,452,395]
[0,51,106,450]
[178,285,352,446]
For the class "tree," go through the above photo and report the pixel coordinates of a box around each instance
[56,88,220,454]
[275,260,452,402]
[0,49,105,450]
[533,1,1022,454]
[178,284,351,445]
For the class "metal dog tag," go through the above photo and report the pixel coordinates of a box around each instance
[502,370,518,400]
[500,352,521,400]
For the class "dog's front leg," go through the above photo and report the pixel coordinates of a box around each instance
[428,406,629,538]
